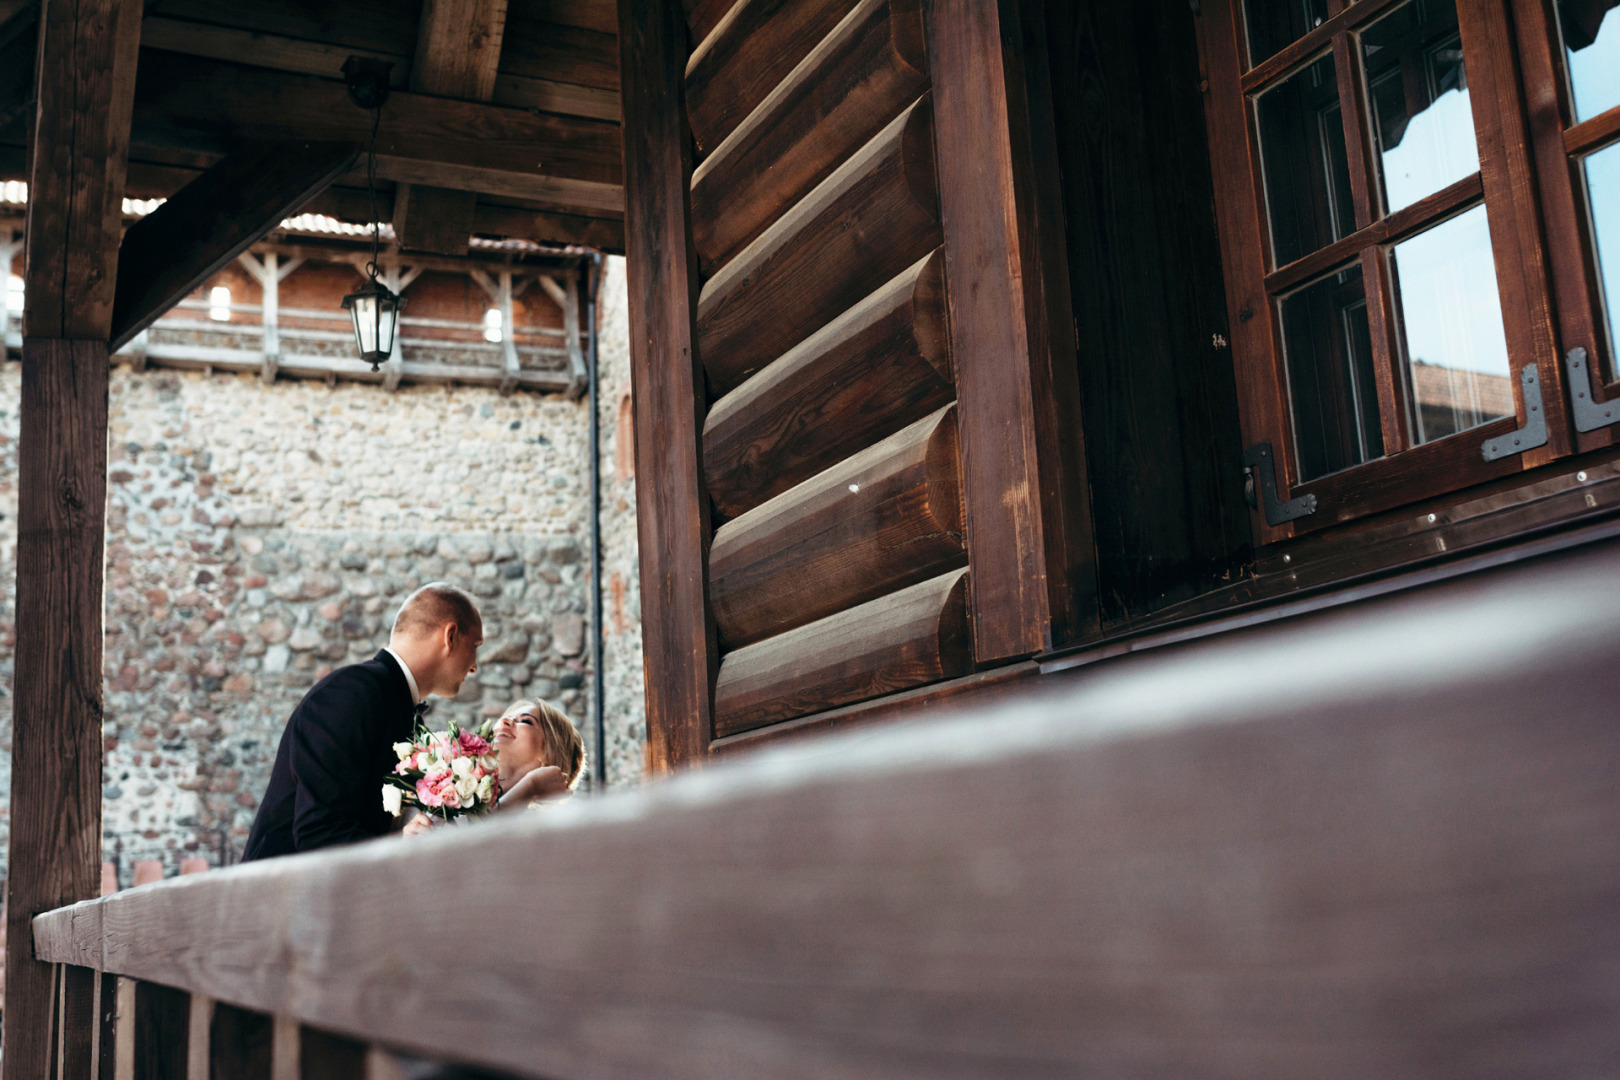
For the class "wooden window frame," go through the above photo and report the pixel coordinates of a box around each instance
[1512,0,1620,456]
[1202,0,1571,543]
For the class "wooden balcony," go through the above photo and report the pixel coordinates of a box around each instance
[32,530,1620,1079]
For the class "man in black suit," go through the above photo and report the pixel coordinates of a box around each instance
[243,583,484,861]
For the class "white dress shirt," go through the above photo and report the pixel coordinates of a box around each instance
[382,646,423,706]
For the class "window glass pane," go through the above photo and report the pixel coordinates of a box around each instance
[1362,0,1478,214]
[1281,264,1385,482]
[1245,0,1330,66]
[1583,140,1620,374]
[1257,54,1357,267]
[1561,0,1620,122]
[1390,205,1513,444]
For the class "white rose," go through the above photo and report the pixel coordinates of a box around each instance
[477,775,495,801]
[454,775,478,802]
[392,741,414,761]
[381,785,403,816]
[451,756,475,778]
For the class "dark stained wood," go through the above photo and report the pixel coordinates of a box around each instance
[299,1028,367,1080]
[690,0,928,275]
[521,0,616,34]
[685,0,861,156]
[38,534,1620,1080]
[618,0,717,771]
[22,0,142,340]
[133,983,189,1080]
[0,4,35,134]
[703,247,951,519]
[209,1003,273,1080]
[924,0,1096,657]
[1564,103,1620,155]
[395,185,477,255]
[708,659,1039,755]
[95,971,118,1080]
[712,566,969,735]
[1045,0,1251,626]
[1237,0,1402,92]
[109,139,360,351]
[473,201,626,254]
[131,53,622,189]
[59,965,97,1080]
[502,5,621,91]
[137,0,420,58]
[710,404,964,648]
[684,0,736,47]
[695,96,939,395]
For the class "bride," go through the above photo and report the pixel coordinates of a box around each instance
[404,699,583,834]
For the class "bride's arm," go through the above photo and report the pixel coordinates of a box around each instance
[498,765,569,809]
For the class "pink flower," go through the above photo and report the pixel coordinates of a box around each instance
[416,777,443,807]
[433,774,462,809]
[457,730,491,756]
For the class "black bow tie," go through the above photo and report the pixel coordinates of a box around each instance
[413,700,433,720]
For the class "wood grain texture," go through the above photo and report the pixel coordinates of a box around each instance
[685,0,860,155]
[696,96,939,395]
[4,340,111,1080]
[60,964,97,1080]
[37,536,1620,1079]
[502,4,620,91]
[210,1003,273,1080]
[23,0,142,339]
[710,404,963,648]
[412,0,509,99]
[473,202,626,253]
[131,53,622,188]
[94,971,118,1080]
[684,0,736,47]
[618,0,717,771]
[712,566,969,734]
[704,247,951,519]
[924,0,1095,657]
[133,983,189,1080]
[394,185,477,256]
[110,139,359,351]
[690,0,928,276]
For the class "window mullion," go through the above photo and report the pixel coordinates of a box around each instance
[1332,31,1378,233]
[1360,246,1410,453]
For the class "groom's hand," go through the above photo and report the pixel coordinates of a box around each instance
[500,765,569,808]
[402,812,438,836]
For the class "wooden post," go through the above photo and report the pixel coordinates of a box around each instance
[58,965,99,1080]
[4,3,141,1076]
[541,271,588,397]
[380,260,406,392]
[0,231,14,351]
[923,0,1098,658]
[497,269,520,396]
[617,0,717,772]
[260,253,279,383]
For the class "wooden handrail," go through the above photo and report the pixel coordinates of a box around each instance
[34,534,1620,1078]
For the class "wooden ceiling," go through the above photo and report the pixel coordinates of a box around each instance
[0,0,629,253]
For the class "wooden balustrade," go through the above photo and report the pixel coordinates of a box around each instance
[32,533,1620,1079]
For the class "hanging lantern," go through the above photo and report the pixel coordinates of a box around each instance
[342,274,403,370]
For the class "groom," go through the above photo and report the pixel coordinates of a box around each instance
[242,583,483,861]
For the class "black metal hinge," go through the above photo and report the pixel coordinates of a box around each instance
[1243,442,1317,526]
[1565,347,1620,432]
[1481,364,1549,462]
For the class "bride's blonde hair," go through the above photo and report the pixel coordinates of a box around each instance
[502,699,585,791]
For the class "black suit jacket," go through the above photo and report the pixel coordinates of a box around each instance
[243,650,416,861]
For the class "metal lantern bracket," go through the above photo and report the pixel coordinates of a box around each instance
[1565,347,1620,432]
[342,56,393,110]
[1243,442,1318,526]
[1481,363,1549,462]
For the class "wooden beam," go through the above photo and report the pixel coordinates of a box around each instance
[713,566,970,735]
[472,201,625,254]
[690,0,928,276]
[709,404,965,649]
[539,272,586,391]
[618,0,717,772]
[703,246,951,520]
[0,3,37,134]
[5,4,137,1076]
[366,154,623,213]
[132,53,622,193]
[393,182,473,257]
[685,0,860,155]
[109,138,359,351]
[695,96,939,396]
[923,0,1097,657]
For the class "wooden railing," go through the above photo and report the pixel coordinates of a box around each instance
[32,533,1620,1078]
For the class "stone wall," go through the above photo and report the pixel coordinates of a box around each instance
[0,271,646,883]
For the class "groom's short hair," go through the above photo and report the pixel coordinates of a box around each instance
[392,583,481,638]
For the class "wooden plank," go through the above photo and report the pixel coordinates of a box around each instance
[395,185,476,255]
[0,3,36,134]
[501,6,621,90]
[713,566,969,734]
[210,1004,273,1080]
[4,343,113,1080]
[618,0,717,771]
[28,533,1620,1079]
[299,1028,367,1080]
[685,0,860,155]
[187,995,212,1080]
[704,246,951,520]
[109,139,359,351]
[113,979,135,1080]
[93,971,118,1080]
[60,965,97,1080]
[695,95,939,395]
[685,0,737,46]
[364,154,623,213]
[517,0,616,34]
[710,404,964,648]
[131,53,622,189]
[22,0,142,340]
[473,201,626,253]
[691,0,927,276]
[923,0,1096,658]
[134,0,421,58]
[133,983,189,1080]
[270,1017,298,1080]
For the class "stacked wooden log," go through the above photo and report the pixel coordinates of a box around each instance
[682,0,970,737]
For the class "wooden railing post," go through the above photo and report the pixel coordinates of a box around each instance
[3,2,142,1077]
[209,1002,274,1080]
[57,965,98,1080]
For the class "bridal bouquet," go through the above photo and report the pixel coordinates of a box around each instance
[382,720,502,822]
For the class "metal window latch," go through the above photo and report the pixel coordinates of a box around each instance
[1565,347,1620,432]
[1481,364,1549,462]
[1243,442,1317,525]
